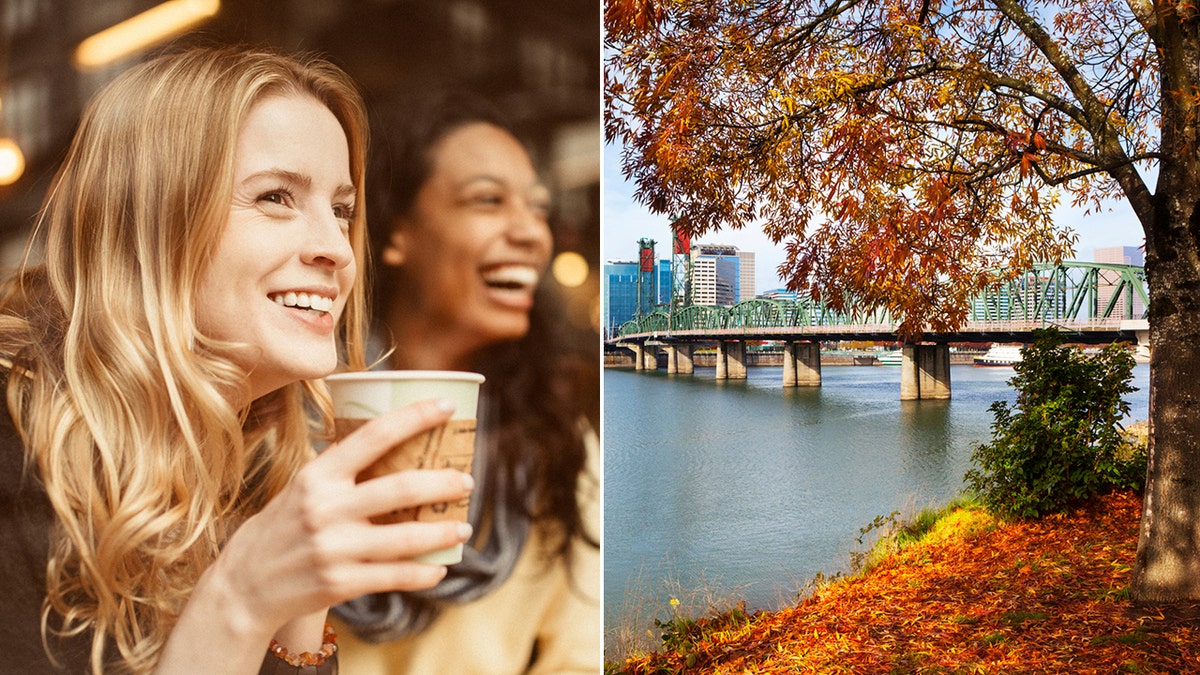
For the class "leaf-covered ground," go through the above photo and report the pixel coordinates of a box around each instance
[614,491,1199,674]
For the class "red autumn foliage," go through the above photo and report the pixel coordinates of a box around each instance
[615,492,1199,674]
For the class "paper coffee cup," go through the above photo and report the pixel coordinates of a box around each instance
[326,370,484,565]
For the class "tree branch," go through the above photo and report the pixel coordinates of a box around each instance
[989,0,1152,220]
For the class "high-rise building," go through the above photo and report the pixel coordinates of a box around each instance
[1095,246,1146,319]
[658,262,673,306]
[737,250,756,301]
[603,258,672,336]
[760,288,798,301]
[971,270,1067,321]
[1095,245,1145,267]
[690,243,747,306]
[603,261,640,337]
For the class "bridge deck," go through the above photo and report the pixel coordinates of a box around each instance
[612,319,1148,346]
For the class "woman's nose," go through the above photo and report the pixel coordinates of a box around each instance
[303,210,355,269]
[509,199,553,253]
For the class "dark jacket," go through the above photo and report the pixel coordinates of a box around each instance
[0,398,98,672]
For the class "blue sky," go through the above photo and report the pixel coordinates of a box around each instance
[602,141,1148,293]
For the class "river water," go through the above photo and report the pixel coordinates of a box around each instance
[603,362,1151,636]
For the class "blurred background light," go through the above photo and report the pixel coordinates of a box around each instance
[74,0,221,70]
[0,140,25,186]
[552,250,590,288]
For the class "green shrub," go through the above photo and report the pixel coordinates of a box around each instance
[964,330,1143,519]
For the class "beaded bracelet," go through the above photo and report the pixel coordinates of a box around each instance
[260,622,338,674]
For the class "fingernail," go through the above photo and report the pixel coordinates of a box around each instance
[435,398,455,413]
[461,473,475,491]
[457,522,474,540]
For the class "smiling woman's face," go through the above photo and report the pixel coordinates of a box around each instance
[197,92,357,399]
[384,122,553,356]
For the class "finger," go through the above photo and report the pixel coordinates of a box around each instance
[349,468,474,521]
[316,399,455,477]
[339,520,473,562]
[337,561,450,598]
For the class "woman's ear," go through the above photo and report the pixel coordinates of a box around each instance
[381,227,408,267]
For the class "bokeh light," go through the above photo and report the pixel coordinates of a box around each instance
[0,139,25,186]
[552,250,590,288]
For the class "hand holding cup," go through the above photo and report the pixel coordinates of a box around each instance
[326,370,484,564]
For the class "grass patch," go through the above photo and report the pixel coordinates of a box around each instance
[981,631,1008,646]
[850,493,994,576]
[1093,585,1133,602]
[1091,627,1150,647]
[604,567,750,669]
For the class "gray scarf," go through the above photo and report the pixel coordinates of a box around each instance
[332,399,531,642]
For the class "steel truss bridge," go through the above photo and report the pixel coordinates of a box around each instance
[613,261,1149,344]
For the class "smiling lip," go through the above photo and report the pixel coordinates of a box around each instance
[480,264,540,290]
[269,287,339,332]
[480,264,540,310]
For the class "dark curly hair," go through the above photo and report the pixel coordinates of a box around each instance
[365,91,597,560]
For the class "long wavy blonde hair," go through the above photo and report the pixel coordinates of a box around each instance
[0,46,370,673]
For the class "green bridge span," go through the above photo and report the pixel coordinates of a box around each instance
[611,261,1149,400]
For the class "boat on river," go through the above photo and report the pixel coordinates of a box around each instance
[876,351,903,366]
[973,344,1023,367]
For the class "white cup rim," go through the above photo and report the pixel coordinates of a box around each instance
[326,370,485,383]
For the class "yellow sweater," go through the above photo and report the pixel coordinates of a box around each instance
[332,441,601,674]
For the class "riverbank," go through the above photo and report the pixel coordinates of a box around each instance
[608,490,1198,674]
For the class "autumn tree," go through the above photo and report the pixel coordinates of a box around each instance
[606,0,1200,602]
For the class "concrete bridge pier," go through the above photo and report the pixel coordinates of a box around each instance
[715,341,747,380]
[726,341,747,379]
[641,344,659,371]
[666,344,693,374]
[783,341,821,387]
[783,344,796,386]
[631,343,646,371]
[795,341,821,386]
[900,344,951,400]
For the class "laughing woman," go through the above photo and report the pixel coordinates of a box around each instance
[0,47,474,674]
[332,94,601,673]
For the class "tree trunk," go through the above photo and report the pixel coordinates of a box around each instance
[1128,11,1200,603]
[1131,195,1200,602]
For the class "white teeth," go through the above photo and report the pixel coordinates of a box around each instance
[482,265,539,289]
[271,292,335,312]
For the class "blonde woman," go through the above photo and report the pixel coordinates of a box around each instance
[0,46,473,674]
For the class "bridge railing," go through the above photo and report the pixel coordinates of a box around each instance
[614,261,1148,338]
